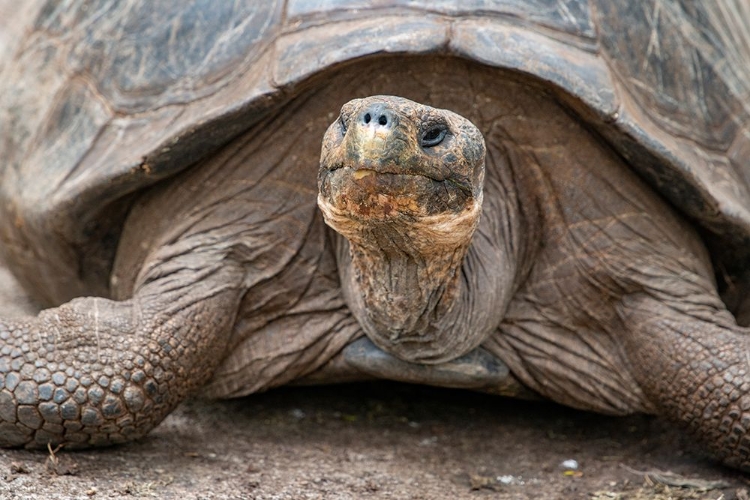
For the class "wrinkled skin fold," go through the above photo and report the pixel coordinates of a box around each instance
[2,57,750,473]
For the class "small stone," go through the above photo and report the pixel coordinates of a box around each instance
[419,436,437,446]
[468,473,502,491]
[560,459,579,470]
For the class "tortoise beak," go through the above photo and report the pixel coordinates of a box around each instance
[346,102,406,170]
[355,127,390,161]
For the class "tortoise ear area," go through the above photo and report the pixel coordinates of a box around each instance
[446,111,484,160]
[442,115,486,193]
[462,121,486,165]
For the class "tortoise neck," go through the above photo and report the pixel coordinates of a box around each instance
[322,139,542,365]
[327,201,489,364]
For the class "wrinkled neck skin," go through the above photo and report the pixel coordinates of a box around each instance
[322,195,478,362]
[323,152,532,365]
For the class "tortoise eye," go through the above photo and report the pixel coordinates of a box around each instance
[421,126,447,148]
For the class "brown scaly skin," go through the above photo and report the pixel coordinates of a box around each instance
[0,262,241,448]
[2,57,750,472]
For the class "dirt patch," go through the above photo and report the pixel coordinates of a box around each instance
[0,267,747,499]
[0,384,747,499]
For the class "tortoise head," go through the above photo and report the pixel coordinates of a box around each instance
[317,95,485,251]
[318,96,487,363]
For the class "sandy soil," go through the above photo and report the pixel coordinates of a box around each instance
[2,383,748,500]
[1,268,749,499]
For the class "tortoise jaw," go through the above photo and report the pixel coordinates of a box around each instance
[347,167,454,185]
[318,165,475,225]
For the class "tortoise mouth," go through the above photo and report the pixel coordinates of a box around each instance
[323,160,459,183]
[318,165,474,221]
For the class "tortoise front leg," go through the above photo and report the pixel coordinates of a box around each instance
[0,250,242,448]
[619,293,750,470]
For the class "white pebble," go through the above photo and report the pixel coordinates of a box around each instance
[560,459,579,470]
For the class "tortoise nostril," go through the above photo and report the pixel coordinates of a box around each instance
[359,103,396,129]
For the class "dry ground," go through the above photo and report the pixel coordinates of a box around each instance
[1,268,749,499]
[2,382,748,500]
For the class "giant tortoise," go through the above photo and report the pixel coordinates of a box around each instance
[1,0,750,471]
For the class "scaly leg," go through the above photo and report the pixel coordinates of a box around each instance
[619,292,750,470]
[0,242,243,448]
